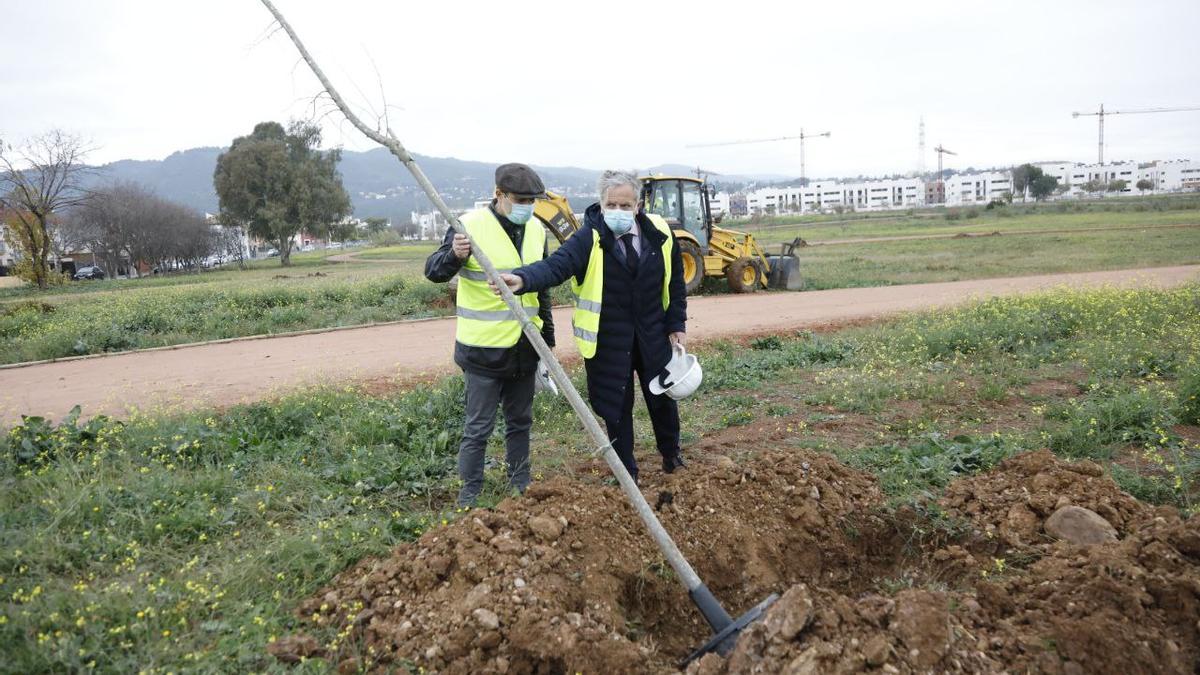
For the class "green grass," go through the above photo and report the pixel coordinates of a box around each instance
[347,243,439,262]
[0,248,360,303]
[739,193,1200,245]
[794,225,1200,290]
[0,270,450,365]
[3,283,1199,671]
[1,196,1198,365]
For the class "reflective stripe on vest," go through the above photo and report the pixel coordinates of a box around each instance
[455,208,545,348]
[570,214,673,359]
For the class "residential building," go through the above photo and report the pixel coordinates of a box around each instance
[0,227,14,269]
[709,191,730,217]
[744,177,926,215]
[412,210,449,239]
[944,171,1013,206]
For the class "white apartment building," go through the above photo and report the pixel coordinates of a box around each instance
[745,177,926,215]
[1147,159,1200,192]
[412,210,449,239]
[1034,159,1200,196]
[709,191,730,217]
[0,227,14,268]
[943,171,1014,206]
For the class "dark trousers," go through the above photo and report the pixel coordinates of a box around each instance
[601,338,681,481]
[458,370,535,506]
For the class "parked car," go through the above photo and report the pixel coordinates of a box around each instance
[327,242,343,250]
[264,248,280,258]
[73,266,106,281]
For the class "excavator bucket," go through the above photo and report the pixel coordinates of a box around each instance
[767,254,802,290]
[767,237,805,290]
[533,191,581,244]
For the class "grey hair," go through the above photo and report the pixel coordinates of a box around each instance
[597,169,641,203]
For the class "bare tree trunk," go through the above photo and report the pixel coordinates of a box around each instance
[257,0,715,607]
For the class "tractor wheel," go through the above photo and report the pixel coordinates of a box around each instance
[726,256,762,293]
[678,240,704,295]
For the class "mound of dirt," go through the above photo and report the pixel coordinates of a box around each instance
[697,451,1200,675]
[274,449,1200,674]
[284,451,887,673]
[939,449,1150,547]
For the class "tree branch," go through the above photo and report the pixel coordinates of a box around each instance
[257,0,708,597]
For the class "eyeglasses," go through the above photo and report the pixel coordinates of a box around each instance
[505,193,537,205]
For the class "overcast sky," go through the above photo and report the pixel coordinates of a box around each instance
[3,0,1198,179]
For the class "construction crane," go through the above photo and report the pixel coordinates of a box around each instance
[933,144,957,204]
[1072,104,1200,165]
[687,129,831,186]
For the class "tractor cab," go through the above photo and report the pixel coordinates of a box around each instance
[641,176,711,251]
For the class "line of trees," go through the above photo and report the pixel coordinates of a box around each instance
[3,121,356,286]
[62,182,235,277]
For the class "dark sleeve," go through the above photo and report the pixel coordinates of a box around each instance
[537,240,555,347]
[423,226,464,282]
[512,226,592,294]
[664,232,688,335]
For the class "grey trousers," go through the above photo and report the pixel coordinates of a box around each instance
[457,370,535,506]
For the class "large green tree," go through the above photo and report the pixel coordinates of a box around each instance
[213,121,350,266]
[1010,163,1050,202]
[1029,173,1059,201]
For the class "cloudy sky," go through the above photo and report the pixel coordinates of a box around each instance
[3,0,1198,179]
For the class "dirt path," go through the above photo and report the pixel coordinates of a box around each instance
[3,265,1197,426]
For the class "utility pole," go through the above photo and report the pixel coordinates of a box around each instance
[917,117,926,178]
[1072,104,1200,165]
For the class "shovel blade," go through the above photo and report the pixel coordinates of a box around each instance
[681,591,779,666]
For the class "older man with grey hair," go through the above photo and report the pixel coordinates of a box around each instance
[494,170,689,484]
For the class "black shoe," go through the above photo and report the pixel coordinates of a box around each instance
[662,454,686,474]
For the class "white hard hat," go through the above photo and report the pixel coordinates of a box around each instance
[649,344,703,400]
[535,361,559,396]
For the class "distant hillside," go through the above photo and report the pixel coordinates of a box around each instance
[84,148,793,223]
[86,147,604,223]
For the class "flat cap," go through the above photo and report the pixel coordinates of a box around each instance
[495,163,546,198]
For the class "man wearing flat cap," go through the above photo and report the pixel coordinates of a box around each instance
[425,163,555,506]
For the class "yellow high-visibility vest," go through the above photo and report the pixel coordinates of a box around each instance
[571,214,673,358]
[455,207,545,347]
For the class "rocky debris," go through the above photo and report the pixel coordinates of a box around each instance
[761,585,813,641]
[940,449,1149,547]
[1044,505,1119,545]
[526,515,563,541]
[472,608,500,630]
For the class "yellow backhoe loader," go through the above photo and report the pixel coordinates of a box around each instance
[533,176,802,293]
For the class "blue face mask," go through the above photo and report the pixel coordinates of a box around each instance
[507,202,534,224]
[604,209,635,236]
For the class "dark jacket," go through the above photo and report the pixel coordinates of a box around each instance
[513,203,687,420]
[424,203,555,379]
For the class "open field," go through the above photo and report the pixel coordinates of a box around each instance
[4,266,1196,426]
[795,224,1200,290]
[2,285,1198,672]
[735,193,1200,245]
[0,198,1198,365]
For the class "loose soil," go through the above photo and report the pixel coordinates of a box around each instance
[273,449,1200,674]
